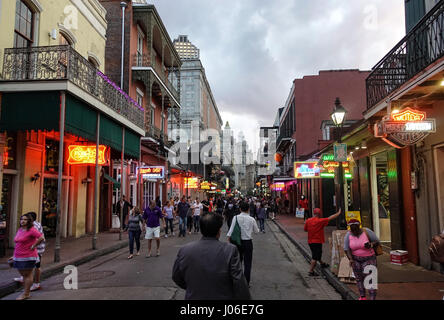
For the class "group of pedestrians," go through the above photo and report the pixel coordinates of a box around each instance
[173,199,260,299]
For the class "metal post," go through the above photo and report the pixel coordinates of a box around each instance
[120,128,125,240]
[337,126,346,230]
[92,113,100,250]
[54,92,66,263]
[120,2,127,90]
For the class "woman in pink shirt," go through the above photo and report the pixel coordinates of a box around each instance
[11,213,44,300]
[344,219,380,300]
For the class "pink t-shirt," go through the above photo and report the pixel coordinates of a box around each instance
[349,232,374,257]
[14,227,42,259]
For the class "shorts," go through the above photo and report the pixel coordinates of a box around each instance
[13,260,36,270]
[309,243,323,261]
[145,226,160,239]
[35,254,42,269]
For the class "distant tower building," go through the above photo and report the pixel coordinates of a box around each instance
[173,35,200,60]
[172,35,222,147]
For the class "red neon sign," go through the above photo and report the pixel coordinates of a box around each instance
[392,108,426,122]
[67,145,108,165]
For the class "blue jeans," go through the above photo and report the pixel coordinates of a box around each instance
[258,218,265,232]
[128,230,141,254]
[193,216,200,232]
[165,218,174,235]
[179,216,187,236]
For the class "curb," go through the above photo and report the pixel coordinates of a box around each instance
[0,239,129,299]
[272,219,358,301]
[0,220,180,299]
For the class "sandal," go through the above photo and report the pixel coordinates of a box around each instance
[16,294,31,300]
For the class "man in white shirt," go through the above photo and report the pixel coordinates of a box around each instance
[227,201,259,285]
[192,198,203,233]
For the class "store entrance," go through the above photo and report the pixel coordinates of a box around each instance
[371,152,391,243]
[434,144,444,232]
[42,177,70,238]
[0,175,14,250]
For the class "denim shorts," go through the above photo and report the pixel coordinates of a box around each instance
[13,260,36,270]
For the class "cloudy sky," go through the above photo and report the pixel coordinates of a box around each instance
[152,0,406,157]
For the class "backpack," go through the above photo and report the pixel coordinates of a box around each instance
[429,233,444,263]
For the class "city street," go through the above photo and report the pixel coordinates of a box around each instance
[2,221,340,300]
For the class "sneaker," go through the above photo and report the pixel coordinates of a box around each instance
[30,283,41,292]
[172,232,175,236]
[146,252,151,258]
[136,251,140,256]
[14,277,23,283]
[156,250,160,257]
[164,234,168,238]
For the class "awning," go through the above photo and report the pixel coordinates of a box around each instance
[0,92,141,159]
[103,173,121,190]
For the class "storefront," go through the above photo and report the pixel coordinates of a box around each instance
[0,91,143,245]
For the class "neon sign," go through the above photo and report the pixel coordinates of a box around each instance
[375,107,436,148]
[271,183,285,191]
[139,166,164,179]
[200,181,211,190]
[185,177,198,189]
[392,108,426,122]
[67,145,108,165]
[294,162,321,179]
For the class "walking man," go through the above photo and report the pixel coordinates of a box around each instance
[172,213,251,300]
[192,198,203,233]
[143,200,163,257]
[227,201,259,285]
[116,195,131,230]
[304,207,341,276]
[177,196,190,237]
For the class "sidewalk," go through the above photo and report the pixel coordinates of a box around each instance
[0,221,178,299]
[274,215,444,300]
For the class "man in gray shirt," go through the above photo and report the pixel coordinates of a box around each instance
[172,213,251,300]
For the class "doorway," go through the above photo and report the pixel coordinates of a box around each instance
[371,152,391,243]
[434,144,444,233]
[42,177,70,238]
[0,175,14,248]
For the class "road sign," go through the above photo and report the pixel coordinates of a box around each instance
[334,144,347,162]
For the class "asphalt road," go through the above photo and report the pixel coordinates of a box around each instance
[2,220,341,300]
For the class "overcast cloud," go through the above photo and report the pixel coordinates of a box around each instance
[152,0,406,156]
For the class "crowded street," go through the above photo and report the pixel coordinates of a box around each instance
[2,219,340,300]
[0,0,444,307]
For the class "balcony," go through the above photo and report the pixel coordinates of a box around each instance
[145,123,173,148]
[277,129,293,152]
[366,1,444,109]
[132,53,180,103]
[1,45,144,130]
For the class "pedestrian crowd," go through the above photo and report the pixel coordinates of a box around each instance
[8,192,444,301]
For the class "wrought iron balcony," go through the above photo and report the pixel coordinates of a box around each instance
[132,53,180,102]
[1,45,144,130]
[366,0,444,109]
[145,123,173,147]
[276,129,293,152]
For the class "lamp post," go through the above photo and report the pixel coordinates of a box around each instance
[331,97,347,230]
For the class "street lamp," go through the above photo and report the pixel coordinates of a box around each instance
[331,97,347,229]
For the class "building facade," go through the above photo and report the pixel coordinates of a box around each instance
[0,0,144,248]
[100,0,181,208]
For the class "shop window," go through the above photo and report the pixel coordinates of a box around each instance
[42,179,58,237]
[45,139,60,173]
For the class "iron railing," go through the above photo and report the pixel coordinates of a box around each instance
[132,53,180,102]
[1,45,145,130]
[145,123,173,147]
[366,0,444,109]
